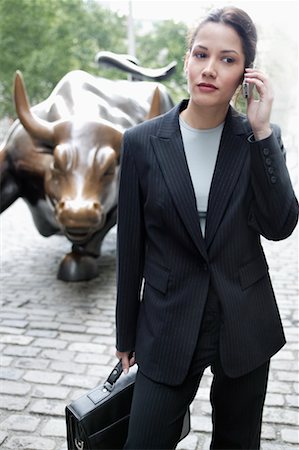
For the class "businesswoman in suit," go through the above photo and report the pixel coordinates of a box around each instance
[115,6,298,449]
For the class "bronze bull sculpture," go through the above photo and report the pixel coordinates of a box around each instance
[0,61,174,281]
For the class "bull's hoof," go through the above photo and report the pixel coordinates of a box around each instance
[57,252,99,282]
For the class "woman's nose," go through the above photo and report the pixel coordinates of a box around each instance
[202,61,217,78]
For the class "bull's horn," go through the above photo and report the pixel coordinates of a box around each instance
[111,127,123,160]
[147,87,161,120]
[14,71,55,144]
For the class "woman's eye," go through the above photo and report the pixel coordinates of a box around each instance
[223,57,235,64]
[194,52,207,59]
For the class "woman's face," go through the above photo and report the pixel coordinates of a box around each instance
[185,22,245,109]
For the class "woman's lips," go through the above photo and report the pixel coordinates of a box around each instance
[198,83,218,92]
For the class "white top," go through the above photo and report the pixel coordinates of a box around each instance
[179,116,224,237]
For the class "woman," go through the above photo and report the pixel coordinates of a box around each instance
[115,6,298,449]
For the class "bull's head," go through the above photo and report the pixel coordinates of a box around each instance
[14,71,122,244]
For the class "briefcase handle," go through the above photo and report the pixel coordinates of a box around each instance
[105,360,123,388]
[104,353,135,392]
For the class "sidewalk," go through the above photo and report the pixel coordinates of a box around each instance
[0,182,298,448]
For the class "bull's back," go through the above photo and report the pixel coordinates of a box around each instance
[43,71,173,127]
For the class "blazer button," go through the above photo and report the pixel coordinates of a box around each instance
[263,148,270,156]
[270,176,277,184]
[265,157,272,166]
[267,167,274,175]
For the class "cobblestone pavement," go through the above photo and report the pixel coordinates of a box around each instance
[0,157,298,449]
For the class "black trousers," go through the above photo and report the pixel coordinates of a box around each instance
[124,290,270,450]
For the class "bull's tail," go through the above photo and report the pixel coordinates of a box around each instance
[95,51,176,81]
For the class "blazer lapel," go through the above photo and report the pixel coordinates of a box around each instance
[205,107,250,249]
[150,102,208,261]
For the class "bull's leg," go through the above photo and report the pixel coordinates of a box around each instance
[57,206,117,281]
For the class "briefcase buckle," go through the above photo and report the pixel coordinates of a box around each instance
[103,381,113,393]
[74,438,84,450]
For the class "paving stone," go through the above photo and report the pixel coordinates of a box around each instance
[267,380,293,394]
[20,308,56,317]
[177,433,198,450]
[0,414,40,431]
[0,431,8,445]
[50,360,86,374]
[32,338,68,349]
[286,343,299,350]
[85,319,113,328]
[0,311,27,319]
[3,345,41,357]
[198,401,212,415]
[74,352,111,365]
[265,393,285,406]
[30,321,60,330]
[0,356,13,367]
[261,424,276,440]
[26,329,58,338]
[0,380,31,396]
[272,349,296,361]
[58,316,83,324]
[281,428,299,444]
[57,332,92,342]
[86,326,114,335]
[41,418,66,437]
[261,443,298,449]
[29,399,65,416]
[59,441,68,450]
[263,407,298,425]
[67,388,87,400]
[276,371,299,382]
[191,415,212,433]
[15,357,49,370]
[0,367,24,381]
[40,349,76,361]
[0,395,30,411]
[92,335,116,345]
[0,335,34,345]
[67,342,106,353]
[285,395,299,407]
[87,364,114,379]
[271,360,298,370]
[61,373,100,389]
[23,370,62,384]
[4,435,56,450]
[0,326,24,335]
[1,319,29,328]
[31,384,70,400]
[58,324,86,333]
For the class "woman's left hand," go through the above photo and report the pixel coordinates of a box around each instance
[244,68,273,141]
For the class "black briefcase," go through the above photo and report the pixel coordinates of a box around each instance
[65,360,190,450]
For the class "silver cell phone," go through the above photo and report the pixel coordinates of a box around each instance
[242,80,252,98]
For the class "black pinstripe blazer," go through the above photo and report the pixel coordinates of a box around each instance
[116,100,298,386]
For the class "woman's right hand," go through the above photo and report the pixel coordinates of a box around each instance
[116,350,136,374]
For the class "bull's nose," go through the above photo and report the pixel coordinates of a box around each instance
[56,199,103,227]
[58,199,101,212]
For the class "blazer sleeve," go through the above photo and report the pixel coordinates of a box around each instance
[248,125,299,240]
[116,131,145,352]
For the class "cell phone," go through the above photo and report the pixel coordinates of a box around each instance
[242,80,253,99]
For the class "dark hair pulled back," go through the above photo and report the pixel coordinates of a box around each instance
[188,6,257,69]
